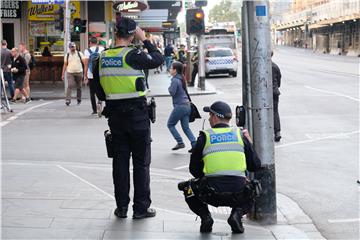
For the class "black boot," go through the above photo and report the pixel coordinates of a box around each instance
[227,208,244,233]
[114,207,128,218]
[200,214,214,233]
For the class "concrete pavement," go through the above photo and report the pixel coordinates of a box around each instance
[1,71,325,239]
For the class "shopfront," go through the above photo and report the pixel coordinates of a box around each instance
[0,0,22,49]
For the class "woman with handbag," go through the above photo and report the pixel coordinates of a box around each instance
[167,61,196,153]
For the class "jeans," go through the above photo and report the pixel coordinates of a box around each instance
[165,56,173,72]
[167,104,196,147]
[3,71,14,98]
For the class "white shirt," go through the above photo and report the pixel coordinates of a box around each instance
[84,46,104,79]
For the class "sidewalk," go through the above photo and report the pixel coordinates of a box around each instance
[29,70,216,100]
[2,159,325,240]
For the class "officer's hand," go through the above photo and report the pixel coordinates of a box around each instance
[135,26,146,42]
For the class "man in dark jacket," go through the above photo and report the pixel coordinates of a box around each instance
[271,51,282,142]
[179,101,261,234]
[10,48,31,103]
[93,17,164,219]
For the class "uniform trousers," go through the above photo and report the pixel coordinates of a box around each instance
[273,95,281,134]
[107,101,151,214]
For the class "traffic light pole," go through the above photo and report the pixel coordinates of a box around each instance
[63,0,71,94]
[244,1,277,224]
[197,35,205,90]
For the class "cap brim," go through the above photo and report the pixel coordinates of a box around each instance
[203,106,211,112]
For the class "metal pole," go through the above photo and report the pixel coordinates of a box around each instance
[241,1,253,137]
[247,0,277,224]
[198,35,205,90]
[63,0,71,95]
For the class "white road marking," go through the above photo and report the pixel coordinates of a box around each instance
[305,85,360,102]
[0,101,54,127]
[57,165,115,200]
[276,130,359,149]
[173,165,188,170]
[305,134,313,139]
[328,218,360,223]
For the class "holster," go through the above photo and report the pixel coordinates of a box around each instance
[104,130,114,158]
[148,97,156,123]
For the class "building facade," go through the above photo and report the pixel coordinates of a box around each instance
[273,0,360,56]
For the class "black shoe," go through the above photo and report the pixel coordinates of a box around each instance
[200,214,214,233]
[25,98,32,104]
[188,148,193,153]
[172,143,185,150]
[188,83,194,87]
[274,132,282,142]
[133,208,156,219]
[77,100,81,105]
[65,100,70,106]
[114,207,128,218]
[228,208,244,234]
[91,111,97,115]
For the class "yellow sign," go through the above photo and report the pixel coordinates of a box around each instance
[28,1,80,21]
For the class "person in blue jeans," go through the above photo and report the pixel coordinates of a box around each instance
[164,43,175,73]
[167,61,196,153]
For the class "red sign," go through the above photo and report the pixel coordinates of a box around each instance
[113,1,147,13]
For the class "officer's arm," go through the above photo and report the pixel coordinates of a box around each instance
[189,132,206,178]
[126,40,164,70]
[243,137,262,172]
[92,56,106,101]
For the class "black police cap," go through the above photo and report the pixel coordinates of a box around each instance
[116,17,137,35]
[203,101,232,119]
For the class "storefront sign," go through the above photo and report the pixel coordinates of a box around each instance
[28,0,80,21]
[31,0,64,4]
[113,1,147,13]
[1,0,21,18]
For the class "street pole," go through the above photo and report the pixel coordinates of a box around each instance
[197,35,205,90]
[246,0,277,224]
[63,0,71,95]
[241,0,253,138]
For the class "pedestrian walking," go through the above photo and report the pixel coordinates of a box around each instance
[189,51,198,87]
[1,40,14,99]
[164,43,175,73]
[61,42,85,106]
[167,61,196,152]
[19,43,32,100]
[271,51,282,142]
[10,48,31,103]
[84,37,104,115]
[93,17,164,219]
[178,101,261,233]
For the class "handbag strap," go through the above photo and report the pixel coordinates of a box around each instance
[181,80,192,102]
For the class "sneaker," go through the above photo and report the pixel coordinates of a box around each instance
[200,214,214,233]
[10,99,16,103]
[96,102,103,117]
[133,208,156,219]
[114,207,128,218]
[227,208,244,234]
[274,132,282,142]
[172,143,185,150]
[25,98,31,104]
[188,148,194,153]
[65,100,70,106]
[91,111,97,115]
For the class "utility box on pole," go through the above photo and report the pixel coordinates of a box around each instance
[244,0,277,224]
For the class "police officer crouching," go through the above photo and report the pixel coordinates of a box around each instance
[93,17,164,219]
[178,101,262,233]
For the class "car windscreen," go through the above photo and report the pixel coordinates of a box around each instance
[206,49,233,57]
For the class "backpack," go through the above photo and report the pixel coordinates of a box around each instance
[28,54,36,70]
[87,46,99,73]
[66,50,84,72]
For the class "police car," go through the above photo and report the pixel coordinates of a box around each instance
[205,47,238,78]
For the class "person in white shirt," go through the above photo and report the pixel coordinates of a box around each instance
[84,37,105,115]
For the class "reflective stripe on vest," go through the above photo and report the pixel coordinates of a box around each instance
[99,47,146,100]
[202,127,246,176]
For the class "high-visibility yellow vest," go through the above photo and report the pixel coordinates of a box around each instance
[202,127,246,176]
[99,47,147,100]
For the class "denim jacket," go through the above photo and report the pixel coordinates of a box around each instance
[168,74,189,106]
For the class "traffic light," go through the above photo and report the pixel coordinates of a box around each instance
[186,8,205,35]
[73,18,87,34]
[54,6,64,31]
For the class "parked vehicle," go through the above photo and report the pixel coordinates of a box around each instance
[205,47,238,78]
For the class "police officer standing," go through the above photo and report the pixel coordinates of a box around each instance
[94,17,164,219]
[178,101,261,233]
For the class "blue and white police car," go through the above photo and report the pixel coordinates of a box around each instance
[205,47,238,78]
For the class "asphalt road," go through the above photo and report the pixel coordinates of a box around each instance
[2,46,359,239]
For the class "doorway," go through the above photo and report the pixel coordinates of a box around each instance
[1,19,20,49]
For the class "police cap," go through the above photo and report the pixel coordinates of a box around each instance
[115,17,137,36]
[203,101,232,119]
